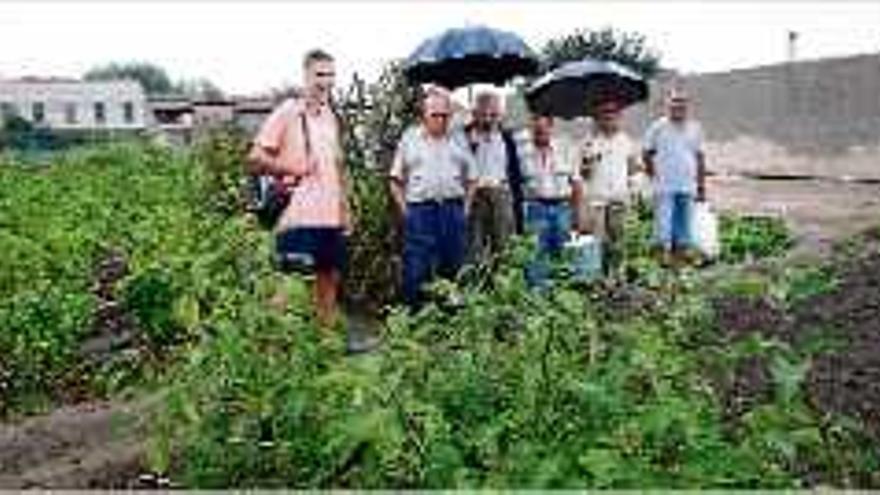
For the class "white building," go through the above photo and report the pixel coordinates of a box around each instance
[0,78,147,130]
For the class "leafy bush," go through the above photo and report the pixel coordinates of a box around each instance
[720,215,793,263]
[0,141,270,415]
[151,235,877,487]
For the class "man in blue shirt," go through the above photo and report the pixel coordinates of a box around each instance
[642,88,708,265]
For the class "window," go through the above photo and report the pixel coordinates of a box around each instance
[1,102,18,119]
[65,103,78,124]
[94,102,106,125]
[32,102,45,124]
[123,102,135,124]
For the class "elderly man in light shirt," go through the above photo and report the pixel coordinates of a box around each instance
[580,99,642,273]
[517,114,584,289]
[460,91,523,264]
[642,88,708,265]
[390,88,477,308]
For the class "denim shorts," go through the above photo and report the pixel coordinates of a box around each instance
[275,227,347,273]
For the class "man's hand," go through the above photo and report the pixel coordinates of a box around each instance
[343,214,355,236]
[575,215,591,235]
[280,174,300,188]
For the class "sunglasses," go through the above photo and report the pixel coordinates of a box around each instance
[428,112,451,119]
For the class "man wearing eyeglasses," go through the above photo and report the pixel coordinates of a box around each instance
[390,87,477,308]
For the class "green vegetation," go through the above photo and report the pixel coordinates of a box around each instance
[540,27,662,78]
[1,139,876,488]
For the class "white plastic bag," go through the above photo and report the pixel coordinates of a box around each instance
[692,201,720,259]
[565,233,603,282]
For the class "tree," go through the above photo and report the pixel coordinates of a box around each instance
[84,62,227,99]
[176,78,225,101]
[357,60,420,170]
[541,27,662,79]
[84,61,176,94]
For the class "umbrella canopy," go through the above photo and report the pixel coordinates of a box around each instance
[525,58,649,119]
[404,25,540,89]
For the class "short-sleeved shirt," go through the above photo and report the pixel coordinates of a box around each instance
[463,128,509,187]
[581,130,638,203]
[390,126,476,203]
[253,98,345,230]
[516,131,582,200]
[643,117,703,194]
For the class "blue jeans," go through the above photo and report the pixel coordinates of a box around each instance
[403,199,466,307]
[654,192,695,250]
[523,200,572,289]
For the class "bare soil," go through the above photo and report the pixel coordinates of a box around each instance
[709,175,880,255]
[0,398,155,488]
[712,229,880,486]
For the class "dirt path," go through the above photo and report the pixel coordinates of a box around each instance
[0,397,159,488]
[710,175,880,255]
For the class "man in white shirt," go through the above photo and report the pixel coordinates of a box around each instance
[642,88,708,264]
[390,87,477,308]
[580,100,641,273]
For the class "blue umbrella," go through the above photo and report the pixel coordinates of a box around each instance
[404,25,539,89]
[526,58,649,119]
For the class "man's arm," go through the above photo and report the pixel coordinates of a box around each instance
[696,150,707,202]
[642,150,655,178]
[627,143,643,177]
[247,144,282,176]
[248,100,295,176]
[390,177,407,217]
[641,122,657,178]
[460,144,478,216]
[389,139,408,217]
[571,178,585,232]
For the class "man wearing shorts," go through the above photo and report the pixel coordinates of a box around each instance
[248,49,351,327]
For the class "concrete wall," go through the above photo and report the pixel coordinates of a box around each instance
[0,79,147,130]
[625,53,880,180]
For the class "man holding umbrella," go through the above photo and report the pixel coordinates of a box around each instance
[642,88,707,265]
[390,87,477,308]
[580,98,642,274]
[525,58,651,275]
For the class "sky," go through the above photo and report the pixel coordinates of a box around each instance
[1,1,879,96]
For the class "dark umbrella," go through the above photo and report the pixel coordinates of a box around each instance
[404,25,539,89]
[525,58,649,119]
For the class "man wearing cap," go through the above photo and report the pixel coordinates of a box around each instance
[460,91,524,264]
[390,88,477,308]
[642,88,707,264]
[248,49,352,328]
[580,100,642,274]
[517,114,584,289]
